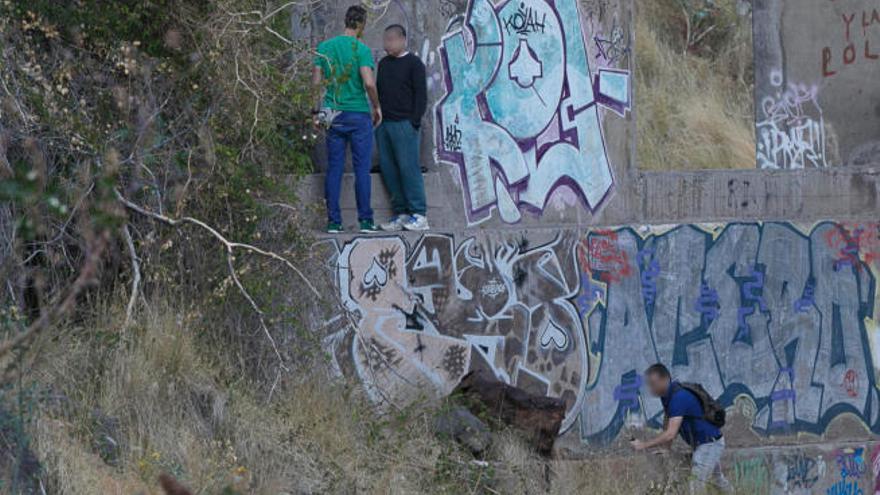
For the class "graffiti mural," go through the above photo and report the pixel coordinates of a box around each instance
[774,450,826,494]
[578,222,880,444]
[329,234,589,431]
[320,222,880,444]
[434,0,629,224]
[757,72,831,169]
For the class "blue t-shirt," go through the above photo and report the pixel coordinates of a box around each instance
[661,382,722,448]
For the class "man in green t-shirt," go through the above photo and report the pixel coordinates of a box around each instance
[313,5,382,234]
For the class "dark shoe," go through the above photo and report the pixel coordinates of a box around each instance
[327,222,344,234]
[359,220,379,233]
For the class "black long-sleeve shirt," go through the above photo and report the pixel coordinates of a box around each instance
[377,53,427,127]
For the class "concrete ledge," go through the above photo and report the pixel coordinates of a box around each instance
[297,165,880,232]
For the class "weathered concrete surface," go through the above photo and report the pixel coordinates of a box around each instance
[754,0,880,169]
[297,165,880,231]
[298,0,880,461]
[554,440,880,494]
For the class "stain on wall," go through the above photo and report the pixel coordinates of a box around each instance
[319,221,880,446]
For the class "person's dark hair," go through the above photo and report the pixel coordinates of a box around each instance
[385,24,407,38]
[345,5,368,30]
[645,363,671,380]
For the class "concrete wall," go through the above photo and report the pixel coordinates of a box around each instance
[299,0,880,470]
[754,0,880,169]
[648,441,880,494]
[596,440,880,494]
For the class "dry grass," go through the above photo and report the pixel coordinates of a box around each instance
[20,300,492,494]
[635,0,757,170]
[17,298,707,494]
[1,294,770,495]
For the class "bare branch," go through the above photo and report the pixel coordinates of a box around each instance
[123,224,141,328]
[116,189,324,372]
[226,252,289,372]
[115,189,319,298]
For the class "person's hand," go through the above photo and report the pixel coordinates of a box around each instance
[631,439,646,451]
[372,107,383,127]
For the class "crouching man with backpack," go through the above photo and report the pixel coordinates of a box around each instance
[631,364,733,494]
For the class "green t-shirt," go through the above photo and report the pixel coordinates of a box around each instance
[314,35,374,113]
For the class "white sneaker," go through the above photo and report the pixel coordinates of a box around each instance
[380,214,408,231]
[403,214,430,231]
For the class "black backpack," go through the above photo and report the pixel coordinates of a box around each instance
[671,382,726,428]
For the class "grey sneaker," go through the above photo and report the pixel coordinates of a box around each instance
[403,214,430,231]
[380,214,408,232]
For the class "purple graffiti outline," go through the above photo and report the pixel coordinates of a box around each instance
[613,373,642,411]
[769,367,796,431]
[735,267,768,343]
[695,282,720,327]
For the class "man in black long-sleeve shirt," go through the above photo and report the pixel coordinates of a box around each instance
[376,24,430,231]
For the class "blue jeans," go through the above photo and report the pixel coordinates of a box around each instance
[325,111,373,224]
[375,120,426,216]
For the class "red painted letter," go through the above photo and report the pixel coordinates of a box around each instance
[867,39,879,60]
[823,47,837,77]
[843,12,856,40]
[844,43,857,64]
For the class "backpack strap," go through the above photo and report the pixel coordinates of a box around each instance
[667,383,703,421]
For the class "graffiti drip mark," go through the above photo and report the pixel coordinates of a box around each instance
[414,334,426,361]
